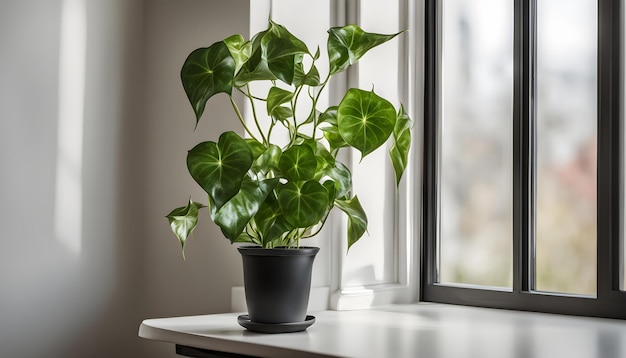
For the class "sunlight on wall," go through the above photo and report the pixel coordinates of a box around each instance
[55,0,86,255]
[342,0,401,286]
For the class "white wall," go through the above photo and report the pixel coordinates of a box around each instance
[0,0,249,357]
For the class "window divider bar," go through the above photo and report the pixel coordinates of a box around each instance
[421,0,439,292]
[597,0,623,297]
[513,0,536,294]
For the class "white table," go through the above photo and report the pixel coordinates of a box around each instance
[139,303,626,358]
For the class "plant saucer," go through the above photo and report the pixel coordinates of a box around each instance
[237,315,315,334]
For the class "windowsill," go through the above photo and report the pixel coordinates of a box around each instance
[138,302,626,358]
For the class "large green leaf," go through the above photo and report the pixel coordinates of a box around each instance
[337,88,396,158]
[335,196,368,250]
[277,180,329,228]
[328,25,402,75]
[181,42,236,123]
[187,131,253,215]
[278,145,317,181]
[389,105,413,186]
[214,177,279,241]
[165,199,206,257]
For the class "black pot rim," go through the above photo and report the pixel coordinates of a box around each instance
[237,246,320,257]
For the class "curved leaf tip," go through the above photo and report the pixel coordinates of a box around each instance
[165,199,206,258]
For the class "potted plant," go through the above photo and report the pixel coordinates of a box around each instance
[165,21,411,332]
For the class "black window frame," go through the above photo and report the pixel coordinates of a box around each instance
[421,0,626,319]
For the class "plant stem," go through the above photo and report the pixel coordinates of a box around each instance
[229,96,261,143]
[290,85,304,145]
[309,72,331,139]
[246,84,268,146]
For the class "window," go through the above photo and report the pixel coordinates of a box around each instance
[422,0,626,318]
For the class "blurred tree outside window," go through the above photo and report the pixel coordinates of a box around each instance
[439,0,597,295]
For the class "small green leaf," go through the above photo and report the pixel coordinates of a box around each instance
[261,21,310,84]
[214,177,280,241]
[187,132,253,216]
[322,180,337,206]
[224,34,251,74]
[233,232,260,245]
[250,144,282,177]
[266,86,294,116]
[234,30,277,86]
[310,141,336,173]
[246,139,266,162]
[320,161,352,199]
[272,106,294,122]
[253,193,293,246]
[165,199,206,257]
[181,42,236,123]
[293,62,321,87]
[278,145,317,181]
[328,25,402,75]
[337,88,396,158]
[389,104,413,186]
[319,106,349,153]
[277,180,330,228]
[335,196,368,250]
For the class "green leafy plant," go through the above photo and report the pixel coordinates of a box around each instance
[166,21,412,255]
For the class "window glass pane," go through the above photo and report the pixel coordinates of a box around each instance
[439,0,513,287]
[536,0,597,295]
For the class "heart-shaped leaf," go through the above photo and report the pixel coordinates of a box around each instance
[187,131,253,215]
[181,42,236,123]
[165,199,206,257]
[335,196,368,250]
[328,25,402,75]
[278,145,317,181]
[389,104,413,186]
[214,177,279,241]
[277,180,329,228]
[337,88,396,158]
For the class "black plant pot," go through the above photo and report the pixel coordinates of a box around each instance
[237,246,319,325]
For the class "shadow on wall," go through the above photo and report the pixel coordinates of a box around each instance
[0,0,249,357]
